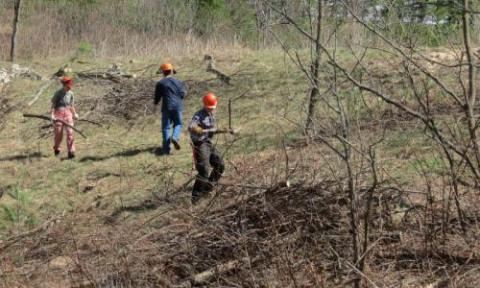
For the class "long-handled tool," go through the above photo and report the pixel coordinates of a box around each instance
[23,113,88,139]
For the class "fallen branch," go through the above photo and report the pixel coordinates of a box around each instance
[28,79,55,106]
[0,217,58,252]
[77,118,103,127]
[76,65,135,82]
[23,113,87,139]
[204,55,232,85]
[175,258,253,287]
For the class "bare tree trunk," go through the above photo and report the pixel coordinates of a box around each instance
[461,0,480,174]
[254,0,271,49]
[305,0,323,135]
[333,34,361,288]
[10,0,21,62]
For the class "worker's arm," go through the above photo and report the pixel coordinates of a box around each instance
[190,126,233,134]
[154,82,163,105]
[69,92,78,119]
[179,82,187,99]
[50,92,57,120]
[188,114,206,134]
[70,106,78,119]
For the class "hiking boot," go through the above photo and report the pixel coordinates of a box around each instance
[67,152,75,159]
[154,147,170,156]
[54,149,60,156]
[191,196,199,206]
[171,139,181,150]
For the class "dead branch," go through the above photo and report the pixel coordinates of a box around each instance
[23,113,88,139]
[77,118,103,127]
[225,90,248,134]
[76,64,135,82]
[175,258,257,287]
[203,55,232,85]
[0,217,58,252]
[28,79,55,106]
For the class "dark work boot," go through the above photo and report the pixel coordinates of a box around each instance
[191,194,200,205]
[171,139,181,150]
[68,152,75,159]
[54,149,60,156]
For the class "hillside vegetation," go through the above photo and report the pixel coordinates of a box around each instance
[1,1,480,287]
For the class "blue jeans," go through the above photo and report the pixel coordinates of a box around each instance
[161,109,183,153]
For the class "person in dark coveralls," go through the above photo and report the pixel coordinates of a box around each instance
[154,63,187,155]
[188,92,232,204]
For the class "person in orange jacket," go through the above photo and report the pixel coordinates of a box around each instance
[50,76,78,159]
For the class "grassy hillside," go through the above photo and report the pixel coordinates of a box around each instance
[1,47,480,287]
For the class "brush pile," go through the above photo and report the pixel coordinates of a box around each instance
[78,79,157,121]
[4,144,480,287]
[151,182,354,287]
[114,178,406,287]
[77,77,223,122]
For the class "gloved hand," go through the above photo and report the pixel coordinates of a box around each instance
[216,128,236,134]
[51,114,56,121]
[74,113,79,120]
[191,126,204,134]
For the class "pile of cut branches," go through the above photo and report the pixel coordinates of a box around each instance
[76,64,136,83]
[123,180,397,287]
[77,79,156,121]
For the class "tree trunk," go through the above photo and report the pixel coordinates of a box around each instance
[10,0,21,62]
[254,0,271,49]
[305,0,323,135]
[461,0,480,175]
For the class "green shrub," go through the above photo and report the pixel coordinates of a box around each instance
[78,40,94,55]
[0,186,37,228]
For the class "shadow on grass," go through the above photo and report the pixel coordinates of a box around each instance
[79,145,160,162]
[0,152,47,162]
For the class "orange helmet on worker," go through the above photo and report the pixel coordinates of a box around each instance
[60,76,73,90]
[203,92,217,110]
[160,63,176,75]
[161,63,173,72]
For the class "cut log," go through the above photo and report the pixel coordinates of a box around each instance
[204,55,232,85]
[175,259,240,287]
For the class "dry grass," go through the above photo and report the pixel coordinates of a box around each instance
[2,143,480,287]
[0,1,255,61]
[1,45,480,287]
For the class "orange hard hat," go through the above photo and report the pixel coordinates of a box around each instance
[161,63,173,72]
[60,76,73,86]
[203,92,217,109]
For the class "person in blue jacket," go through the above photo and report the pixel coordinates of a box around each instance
[154,63,187,155]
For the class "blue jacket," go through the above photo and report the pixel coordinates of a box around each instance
[154,76,187,111]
